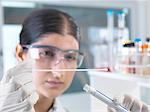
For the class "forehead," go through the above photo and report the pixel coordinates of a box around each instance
[32,33,79,50]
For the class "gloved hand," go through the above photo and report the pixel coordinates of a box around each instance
[0,60,39,112]
[107,95,150,112]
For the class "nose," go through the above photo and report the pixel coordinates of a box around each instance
[51,57,66,78]
[54,57,65,66]
[51,70,63,78]
[52,56,68,69]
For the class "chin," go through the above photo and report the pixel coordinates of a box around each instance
[43,89,65,99]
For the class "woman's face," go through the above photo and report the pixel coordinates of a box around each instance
[24,33,79,98]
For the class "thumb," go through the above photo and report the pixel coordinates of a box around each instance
[142,103,150,112]
[107,106,116,112]
[113,95,124,105]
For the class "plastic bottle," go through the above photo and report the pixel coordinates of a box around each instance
[122,42,136,74]
[142,37,150,75]
[107,9,114,71]
[133,38,142,75]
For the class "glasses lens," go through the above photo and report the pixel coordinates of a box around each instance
[29,45,84,70]
[77,53,84,68]
[64,50,84,68]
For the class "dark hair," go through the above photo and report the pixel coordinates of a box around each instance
[19,8,80,47]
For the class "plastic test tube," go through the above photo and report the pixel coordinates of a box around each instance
[83,84,129,112]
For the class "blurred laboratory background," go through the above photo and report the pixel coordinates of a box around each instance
[0,0,150,112]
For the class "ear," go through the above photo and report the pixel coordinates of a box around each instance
[15,44,27,61]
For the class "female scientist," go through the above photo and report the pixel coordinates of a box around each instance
[0,9,149,112]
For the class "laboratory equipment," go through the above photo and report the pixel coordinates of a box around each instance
[107,9,115,71]
[83,84,129,112]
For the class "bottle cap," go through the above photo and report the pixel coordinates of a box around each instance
[133,38,142,43]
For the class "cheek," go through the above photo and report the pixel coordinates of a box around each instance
[64,72,75,89]
[32,72,46,88]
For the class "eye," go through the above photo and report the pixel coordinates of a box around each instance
[64,53,77,61]
[39,49,56,58]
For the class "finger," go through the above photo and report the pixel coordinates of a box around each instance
[113,95,124,105]
[107,106,116,112]
[130,99,142,112]
[13,72,33,86]
[1,60,32,84]
[123,95,134,110]
[8,61,35,94]
[11,60,32,77]
[142,103,150,112]
[0,98,32,112]
[0,78,21,95]
[27,91,39,106]
[2,87,28,105]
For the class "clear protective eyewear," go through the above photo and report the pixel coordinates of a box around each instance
[23,45,84,71]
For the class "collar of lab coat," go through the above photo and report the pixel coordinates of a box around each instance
[48,99,68,112]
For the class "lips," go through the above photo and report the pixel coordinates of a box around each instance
[45,80,64,88]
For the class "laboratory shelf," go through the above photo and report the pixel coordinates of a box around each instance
[88,71,150,86]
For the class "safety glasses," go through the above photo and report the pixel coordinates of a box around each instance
[23,45,84,70]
